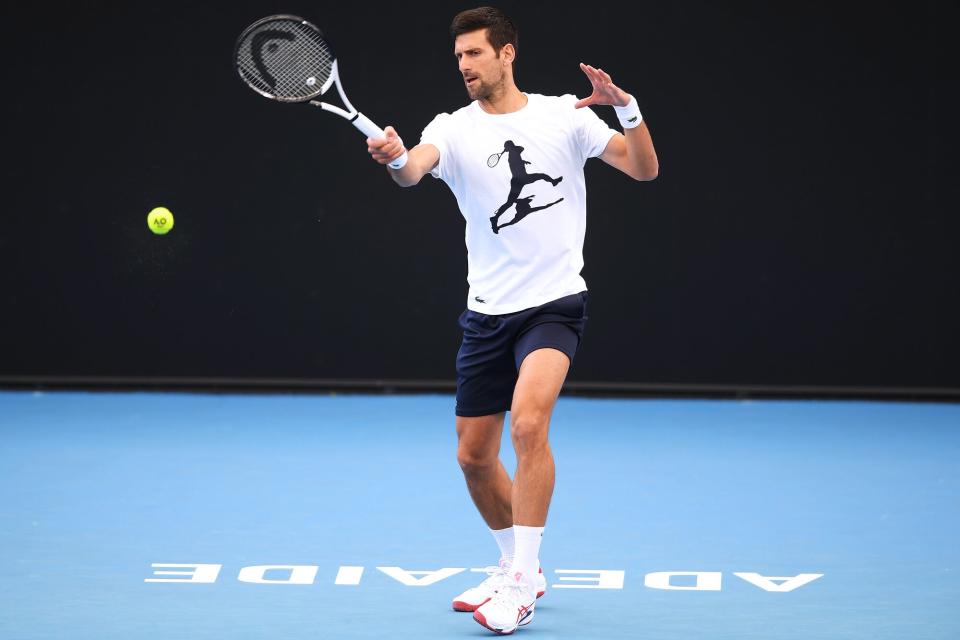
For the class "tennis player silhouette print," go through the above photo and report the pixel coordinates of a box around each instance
[495,195,565,232]
[490,140,564,233]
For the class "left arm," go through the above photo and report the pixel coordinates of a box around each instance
[576,63,658,181]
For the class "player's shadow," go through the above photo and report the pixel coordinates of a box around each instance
[495,195,564,232]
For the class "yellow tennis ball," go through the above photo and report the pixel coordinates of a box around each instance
[147,207,174,235]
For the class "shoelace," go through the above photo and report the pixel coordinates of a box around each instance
[479,565,512,590]
[490,578,534,606]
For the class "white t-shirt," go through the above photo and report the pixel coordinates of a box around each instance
[419,93,617,315]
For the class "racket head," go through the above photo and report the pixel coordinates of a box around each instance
[235,15,335,103]
[487,153,501,168]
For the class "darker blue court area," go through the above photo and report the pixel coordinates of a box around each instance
[1,391,958,639]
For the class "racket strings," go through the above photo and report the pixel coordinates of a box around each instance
[236,19,334,101]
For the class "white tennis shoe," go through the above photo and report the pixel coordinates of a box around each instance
[472,572,538,635]
[452,562,546,612]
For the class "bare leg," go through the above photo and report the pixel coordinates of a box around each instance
[456,413,513,530]
[509,348,570,526]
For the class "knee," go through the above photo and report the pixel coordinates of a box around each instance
[457,443,497,478]
[510,412,550,456]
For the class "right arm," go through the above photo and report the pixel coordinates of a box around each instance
[367,126,439,188]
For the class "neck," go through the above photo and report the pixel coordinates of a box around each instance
[478,80,527,114]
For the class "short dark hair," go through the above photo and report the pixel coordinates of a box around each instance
[450,7,518,55]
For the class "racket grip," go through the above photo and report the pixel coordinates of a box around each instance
[353,112,408,169]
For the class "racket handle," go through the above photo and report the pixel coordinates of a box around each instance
[353,112,408,169]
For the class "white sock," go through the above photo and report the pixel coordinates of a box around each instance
[490,526,515,567]
[511,525,544,589]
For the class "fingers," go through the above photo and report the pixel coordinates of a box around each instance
[578,62,630,107]
[367,126,406,165]
[368,142,404,164]
[579,62,600,89]
[580,62,602,82]
[581,62,613,87]
[576,63,599,109]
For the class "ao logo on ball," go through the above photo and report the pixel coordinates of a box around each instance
[147,207,174,235]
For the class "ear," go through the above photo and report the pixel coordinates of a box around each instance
[501,43,516,66]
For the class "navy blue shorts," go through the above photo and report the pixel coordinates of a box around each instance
[455,291,589,417]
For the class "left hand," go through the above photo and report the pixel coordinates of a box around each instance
[575,63,631,109]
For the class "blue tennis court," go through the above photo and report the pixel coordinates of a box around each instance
[1,390,957,639]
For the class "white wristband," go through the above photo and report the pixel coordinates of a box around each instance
[614,96,642,129]
[388,150,408,170]
[388,137,407,170]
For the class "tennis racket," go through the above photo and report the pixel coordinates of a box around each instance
[487,150,505,168]
[234,14,408,169]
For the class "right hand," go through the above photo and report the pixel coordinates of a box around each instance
[367,126,406,166]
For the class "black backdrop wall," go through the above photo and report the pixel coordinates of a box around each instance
[2,1,958,393]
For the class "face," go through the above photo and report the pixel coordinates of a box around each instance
[454,29,510,101]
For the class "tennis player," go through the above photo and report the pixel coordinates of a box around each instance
[367,6,657,634]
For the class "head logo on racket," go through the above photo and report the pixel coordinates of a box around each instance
[234,15,407,169]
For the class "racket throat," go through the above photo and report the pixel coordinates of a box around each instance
[313,61,359,119]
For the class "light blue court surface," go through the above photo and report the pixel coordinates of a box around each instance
[1,391,958,640]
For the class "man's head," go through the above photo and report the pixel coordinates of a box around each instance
[450,7,518,101]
